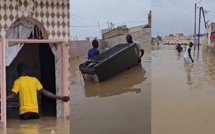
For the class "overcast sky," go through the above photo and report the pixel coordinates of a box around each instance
[152,0,215,37]
[70,0,151,40]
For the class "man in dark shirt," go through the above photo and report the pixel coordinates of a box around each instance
[126,34,144,63]
[88,40,100,59]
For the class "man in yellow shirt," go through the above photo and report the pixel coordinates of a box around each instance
[6,63,70,120]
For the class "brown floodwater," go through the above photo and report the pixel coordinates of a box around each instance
[69,45,151,134]
[152,45,215,134]
[1,117,69,134]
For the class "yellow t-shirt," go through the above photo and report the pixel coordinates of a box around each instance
[12,76,43,114]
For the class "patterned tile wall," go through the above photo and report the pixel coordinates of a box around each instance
[0,0,70,41]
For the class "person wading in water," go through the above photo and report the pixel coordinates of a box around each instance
[6,63,70,120]
[183,42,194,64]
[126,34,144,63]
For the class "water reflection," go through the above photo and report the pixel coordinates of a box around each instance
[152,45,162,51]
[193,50,200,61]
[83,64,147,97]
[70,50,151,134]
[184,63,193,84]
[177,52,181,60]
[3,117,69,134]
[18,124,39,134]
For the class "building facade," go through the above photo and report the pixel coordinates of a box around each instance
[162,33,193,45]
[0,0,70,40]
[0,0,70,128]
[206,23,215,47]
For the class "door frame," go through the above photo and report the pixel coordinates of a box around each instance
[0,38,6,128]
[0,38,70,128]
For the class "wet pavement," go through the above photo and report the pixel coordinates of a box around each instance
[2,117,69,134]
[152,45,215,134]
[70,45,151,134]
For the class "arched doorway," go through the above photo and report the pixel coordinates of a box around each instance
[0,17,70,128]
[5,17,57,118]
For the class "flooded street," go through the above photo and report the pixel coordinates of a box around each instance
[2,117,69,134]
[152,45,215,134]
[70,45,151,134]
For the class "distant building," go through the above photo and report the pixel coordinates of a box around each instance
[102,26,129,39]
[206,22,215,47]
[129,25,144,33]
[176,33,184,37]
[101,28,112,34]
[162,33,207,45]
[162,33,193,45]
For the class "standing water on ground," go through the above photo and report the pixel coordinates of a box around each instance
[70,45,151,134]
[3,117,69,134]
[152,45,215,134]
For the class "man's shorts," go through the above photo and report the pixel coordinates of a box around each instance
[19,112,39,120]
[184,57,191,64]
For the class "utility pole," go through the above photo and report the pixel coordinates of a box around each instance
[201,7,207,28]
[110,22,113,29]
[197,7,202,52]
[197,7,208,52]
[194,3,197,51]
[194,0,202,51]
[98,21,102,38]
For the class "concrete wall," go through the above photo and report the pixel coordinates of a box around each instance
[69,28,151,58]
[69,40,103,59]
[129,25,144,33]
[103,28,151,50]
[103,27,129,39]
[104,28,151,54]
